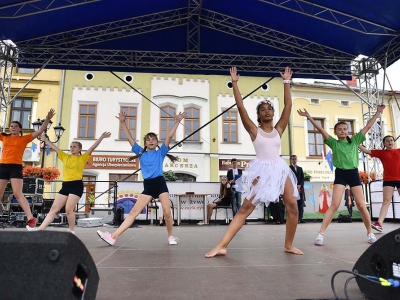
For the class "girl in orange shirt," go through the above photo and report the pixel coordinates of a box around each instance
[0,109,55,228]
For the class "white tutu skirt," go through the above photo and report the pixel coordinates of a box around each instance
[237,157,298,206]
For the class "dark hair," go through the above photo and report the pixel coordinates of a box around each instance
[256,100,274,124]
[382,135,395,149]
[1,121,24,136]
[219,176,230,197]
[334,121,352,144]
[290,155,297,159]
[231,158,237,162]
[129,132,178,162]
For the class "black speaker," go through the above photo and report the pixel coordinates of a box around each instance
[0,231,99,300]
[353,228,400,300]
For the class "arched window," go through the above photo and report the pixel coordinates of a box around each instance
[175,173,196,182]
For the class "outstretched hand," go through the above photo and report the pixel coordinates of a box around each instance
[46,108,56,120]
[230,67,239,82]
[175,111,187,122]
[116,112,127,123]
[297,108,310,118]
[100,132,111,139]
[376,104,386,113]
[280,67,293,81]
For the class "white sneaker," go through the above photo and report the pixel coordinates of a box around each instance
[26,225,37,232]
[168,236,179,245]
[314,233,324,246]
[197,221,205,225]
[367,233,377,244]
[68,229,75,235]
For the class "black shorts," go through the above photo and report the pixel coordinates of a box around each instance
[334,168,362,187]
[383,180,400,189]
[0,164,23,180]
[142,176,169,199]
[58,180,84,197]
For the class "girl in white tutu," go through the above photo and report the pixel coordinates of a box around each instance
[205,66,303,257]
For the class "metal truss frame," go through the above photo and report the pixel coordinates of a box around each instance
[258,0,397,36]
[15,47,353,77]
[187,0,202,53]
[0,0,100,18]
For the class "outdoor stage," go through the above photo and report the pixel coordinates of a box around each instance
[6,222,400,300]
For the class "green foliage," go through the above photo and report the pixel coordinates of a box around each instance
[5,181,12,192]
[163,170,177,181]
[304,171,311,181]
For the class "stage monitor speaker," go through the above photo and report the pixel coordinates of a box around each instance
[0,231,99,300]
[353,228,400,300]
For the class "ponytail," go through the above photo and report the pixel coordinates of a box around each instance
[346,136,352,144]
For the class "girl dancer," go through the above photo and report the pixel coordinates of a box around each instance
[27,132,111,233]
[0,108,55,228]
[205,67,302,257]
[97,111,186,245]
[297,104,385,245]
[198,176,233,225]
[359,135,400,232]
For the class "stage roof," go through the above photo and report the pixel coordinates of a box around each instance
[2,0,400,79]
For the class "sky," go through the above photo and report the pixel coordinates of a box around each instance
[294,59,400,92]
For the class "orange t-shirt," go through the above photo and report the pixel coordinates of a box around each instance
[0,133,33,164]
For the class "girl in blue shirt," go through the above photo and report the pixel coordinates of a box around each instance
[97,111,186,246]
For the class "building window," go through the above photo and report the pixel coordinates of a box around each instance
[119,106,137,140]
[175,173,196,182]
[109,173,138,182]
[17,68,34,74]
[11,97,32,129]
[222,110,238,142]
[78,104,96,138]
[339,120,355,137]
[311,99,320,104]
[307,118,325,156]
[184,106,200,141]
[160,105,176,141]
[341,101,349,107]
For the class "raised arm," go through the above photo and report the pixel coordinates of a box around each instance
[32,109,55,139]
[116,112,135,146]
[358,144,372,155]
[87,132,111,155]
[230,67,258,140]
[360,104,385,135]
[165,112,186,147]
[297,108,330,140]
[275,67,293,136]
[41,133,59,154]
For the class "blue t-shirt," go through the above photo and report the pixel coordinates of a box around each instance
[132,143,170,179]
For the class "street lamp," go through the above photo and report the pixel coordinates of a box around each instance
[32,118,65,167]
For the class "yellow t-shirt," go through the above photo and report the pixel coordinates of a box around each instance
[58,151,90,182]
[0,133,33,164]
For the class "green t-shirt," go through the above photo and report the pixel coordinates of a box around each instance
[324,132,365,170]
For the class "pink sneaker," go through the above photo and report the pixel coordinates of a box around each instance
[27,217,37,228]
[97,230,115,246]
[371,222,383,233]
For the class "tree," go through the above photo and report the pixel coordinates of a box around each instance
[163,170,177,181]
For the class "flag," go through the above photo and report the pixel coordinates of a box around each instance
[320,151,327,169]
[31,142,37,152]
[45,145,50,156]
[326,150,334,171]
[360,151,365,162]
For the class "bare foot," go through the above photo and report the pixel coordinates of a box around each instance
[284,246,303,255]
[205,247,227,258]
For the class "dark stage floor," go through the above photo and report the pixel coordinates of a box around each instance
[4,221,400,300]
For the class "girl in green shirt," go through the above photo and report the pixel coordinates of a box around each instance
[297,104,385,246]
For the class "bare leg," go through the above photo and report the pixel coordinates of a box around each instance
[318,184,345,234]
[11,178,33,220]
[65,194,80,232]
[38,194,68,230]
[378,186,395,225]
[205,199,255,258]
[207,203,217,222]
[111,194,152,240]
[351,186,372,234]
[281,178,303,255]
[159,193,174,237]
